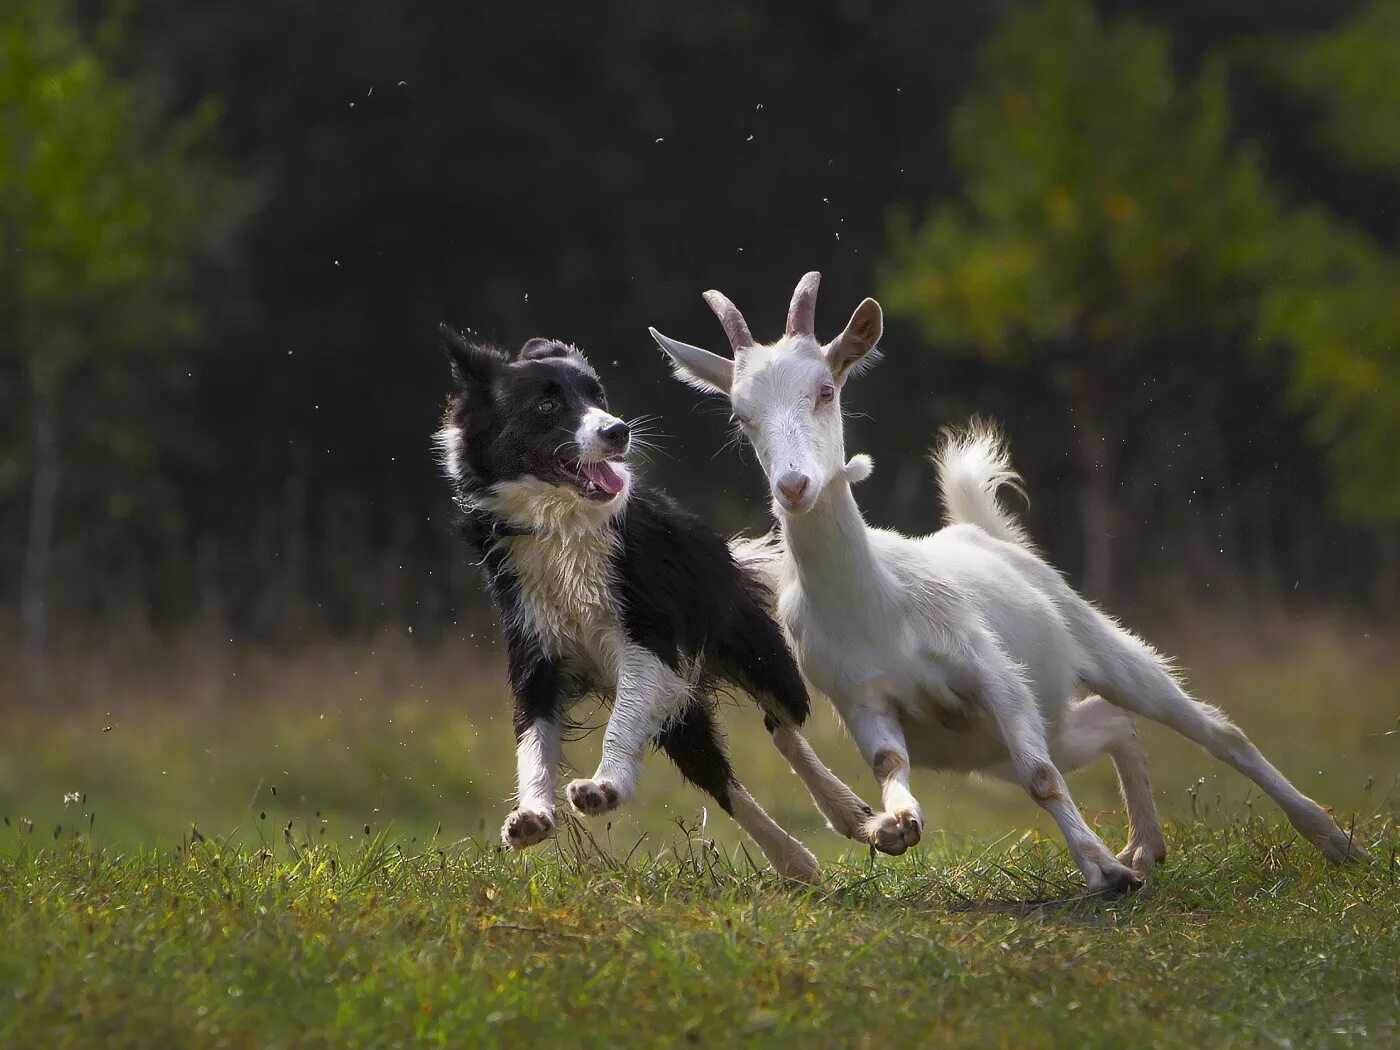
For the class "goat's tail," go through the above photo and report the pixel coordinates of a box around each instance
[932,418,1032,547]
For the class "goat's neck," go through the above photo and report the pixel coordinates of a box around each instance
[779,479,890,613]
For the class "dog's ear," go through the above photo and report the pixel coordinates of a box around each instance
[519,337,562,359]
[519,337,600,378]
[440,324,506,389]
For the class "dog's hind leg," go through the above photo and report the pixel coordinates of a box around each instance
[768,719,879,846]
[659,700,820,882]
[718,596,880,848]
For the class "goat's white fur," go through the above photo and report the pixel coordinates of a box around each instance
[654,274,1369,889]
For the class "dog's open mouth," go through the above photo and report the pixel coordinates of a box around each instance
[558,457,626,501]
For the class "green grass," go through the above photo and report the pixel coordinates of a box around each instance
[1,618,1397,1047]
[1,822,1396,1048]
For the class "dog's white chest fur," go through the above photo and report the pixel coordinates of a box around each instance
[502,527,625,678]
[474,475,632,680]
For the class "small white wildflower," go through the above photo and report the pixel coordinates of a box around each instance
[63,791,81,807]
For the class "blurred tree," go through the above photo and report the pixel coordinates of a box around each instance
[0,1,241,701]
[880,0,1279,598]
[88,0,1000,629]
[1254,0,1400,178]
[1250,0,1400,527]
[1257,211,1400,523]
[0,0,1381,648]
[881,0,1400,599]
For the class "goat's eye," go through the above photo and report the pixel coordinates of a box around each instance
[817,383,835,404]
[537,397,560,414]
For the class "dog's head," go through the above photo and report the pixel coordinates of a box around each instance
[435,326,632,524]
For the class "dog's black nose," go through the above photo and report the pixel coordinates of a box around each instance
[599,421,630,449]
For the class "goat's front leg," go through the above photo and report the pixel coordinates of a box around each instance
[844,690,924,855]
[502,652,565,850]
[567,643,689,817]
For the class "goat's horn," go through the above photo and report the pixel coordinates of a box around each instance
[786,271,821,337]
[702,289,754,354]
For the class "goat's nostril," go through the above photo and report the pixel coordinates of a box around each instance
[599,421,630,447]
[776,473,809,503]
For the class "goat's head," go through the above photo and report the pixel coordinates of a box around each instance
[650,272,882,515]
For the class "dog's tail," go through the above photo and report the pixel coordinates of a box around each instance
[723,530,808,726]
[932,418,1032,548]
[729,530,785,614]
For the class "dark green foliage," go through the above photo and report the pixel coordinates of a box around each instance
[2,0,1399,635]
[880,0,1400,594]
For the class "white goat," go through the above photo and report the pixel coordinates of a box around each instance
[650,272,1369,892]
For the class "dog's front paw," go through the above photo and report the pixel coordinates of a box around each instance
[861,808,923,856]
[501,807,555,850]
[567,778,622,816]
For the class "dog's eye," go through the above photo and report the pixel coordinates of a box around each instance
[817,383,835,405]
[731,413,754,430]
[537,397,560,414]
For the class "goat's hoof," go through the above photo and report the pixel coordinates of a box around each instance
[502,808,554,850]
[1116,838,1167,872]
[863,809,922,856]
[567,778,622,817]
[773,845,823,884]
[1086,858,1144,896]
[1319,825,1372,865]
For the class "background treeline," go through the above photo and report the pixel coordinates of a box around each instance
[4,0,1399,701]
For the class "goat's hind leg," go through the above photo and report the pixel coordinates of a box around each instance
[982,671,1142,894]
[659,700,820,883]
[1050,697,1166,872]
[1076,615,1370,864]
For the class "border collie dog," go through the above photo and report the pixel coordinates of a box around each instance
[433,326,824,880]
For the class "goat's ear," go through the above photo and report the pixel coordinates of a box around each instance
[825,298,883,383]
[649,327,733,395]
[440,324,505,389]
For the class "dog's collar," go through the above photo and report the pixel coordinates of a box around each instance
[453,495,535,540]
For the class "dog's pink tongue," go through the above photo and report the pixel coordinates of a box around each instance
[581,460,624,495]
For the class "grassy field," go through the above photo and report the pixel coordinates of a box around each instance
[2,822,1397,1048]
[1,618,1397,1047]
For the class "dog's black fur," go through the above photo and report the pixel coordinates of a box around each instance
[436,325,810,823]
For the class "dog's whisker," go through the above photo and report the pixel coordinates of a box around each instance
[711,429,745,461]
